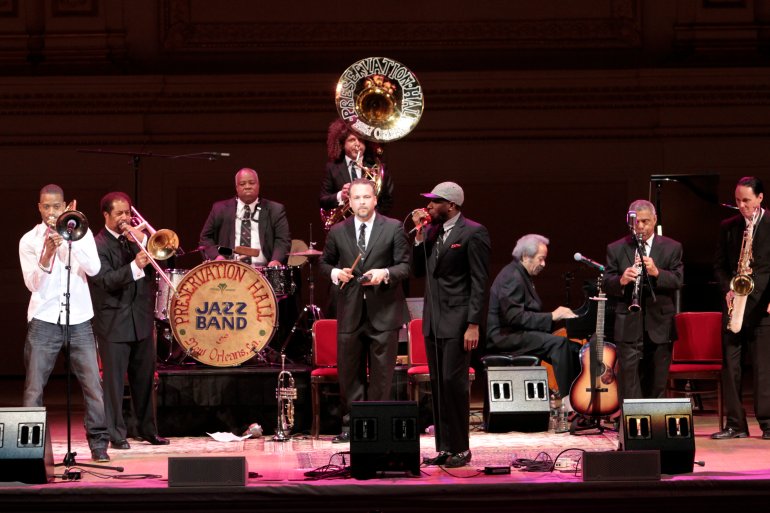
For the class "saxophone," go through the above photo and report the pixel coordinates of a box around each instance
[727,209,758,333]
[273,354,297,442]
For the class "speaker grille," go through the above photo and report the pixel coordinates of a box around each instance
[168,456,248,487]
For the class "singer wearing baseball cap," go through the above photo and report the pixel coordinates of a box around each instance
[411,181,490,468]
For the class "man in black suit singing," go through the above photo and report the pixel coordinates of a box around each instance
[411,182,490,468]
[604,199,683,402]
[89,192,169,449]
[199,167,291,266]
[320,178,410,443]
[712,176,770,440]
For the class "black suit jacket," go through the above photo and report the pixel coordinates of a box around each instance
[715,212,770,329]
[89,229,156,343]
[412,214,491,339]
[320,214,410,333]
[486,260,553,347]
[319,160,394,215]
[198,197,291,263]
[604,234,683,344]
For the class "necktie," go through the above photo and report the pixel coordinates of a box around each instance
[358,222,367,254]
[435,226,445,257]
[241,205,252,265]
[349,160,358,181]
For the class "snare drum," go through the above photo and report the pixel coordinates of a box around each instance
[155,269,188,321]
[257,265,297,299]
[169,261,278,366]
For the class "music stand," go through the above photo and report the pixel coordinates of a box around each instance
[55,213,123,475]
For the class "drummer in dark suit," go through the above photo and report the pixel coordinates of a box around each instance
[199,168,291,267]
[89,192,169,449]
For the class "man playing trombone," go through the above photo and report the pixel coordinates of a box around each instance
[89,192,169,450]
[19,184,111,462]
[604,199,683,402]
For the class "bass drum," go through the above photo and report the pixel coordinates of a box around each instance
[169,261,278,367]
[155,269,188,320]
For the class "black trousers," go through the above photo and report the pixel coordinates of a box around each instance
[488,331,581,397]
[336,313,399,430]
[425,334,472,454]
[722,324,770,433]
[616,333,672,402]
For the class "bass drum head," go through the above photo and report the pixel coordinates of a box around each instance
[169,261,278,366]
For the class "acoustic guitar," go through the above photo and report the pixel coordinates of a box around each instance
[568,277,619,417]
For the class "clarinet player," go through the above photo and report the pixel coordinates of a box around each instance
[712,177,770,440]
[604,199,683,402]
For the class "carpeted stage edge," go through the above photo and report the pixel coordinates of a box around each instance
[3,478,770,513]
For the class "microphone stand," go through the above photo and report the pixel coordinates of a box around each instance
[77,149,228,207]
[55,235,123,474]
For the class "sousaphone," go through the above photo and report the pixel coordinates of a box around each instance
[322,57,425,230]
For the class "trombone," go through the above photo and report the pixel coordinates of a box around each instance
[120,206,181,294]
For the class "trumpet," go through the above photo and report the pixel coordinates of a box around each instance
[273,354,297,442]
[120,206,180,294]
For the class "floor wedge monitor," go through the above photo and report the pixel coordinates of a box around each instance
[485,367,550,433]
[0,407,54,484]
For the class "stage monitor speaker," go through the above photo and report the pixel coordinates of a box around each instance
[485,367,550,433]
[350,401,420,480]
[168,456,248,487]
[0,407,54,484]
[619,398,695,475]
[582,450,661,481]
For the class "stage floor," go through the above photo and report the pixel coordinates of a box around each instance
[2,377,770,513]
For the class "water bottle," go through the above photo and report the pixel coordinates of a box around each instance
[549,395,559,432]
[556,400,570,433]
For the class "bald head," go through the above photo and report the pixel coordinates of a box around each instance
[235,168,260,204]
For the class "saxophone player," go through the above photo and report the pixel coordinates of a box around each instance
[604,199,683,402]
[713,176,770,441]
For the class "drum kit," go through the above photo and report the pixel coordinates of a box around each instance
[155,247,322,367]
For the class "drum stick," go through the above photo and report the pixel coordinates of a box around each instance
[234,246,261,257]
[340,252,363,290]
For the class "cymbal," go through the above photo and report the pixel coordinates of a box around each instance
[288,249,323,257]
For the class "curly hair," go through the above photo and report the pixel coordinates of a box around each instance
[326,119,352,162]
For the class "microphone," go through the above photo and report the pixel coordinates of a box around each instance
[209,152,230,157]
[574,252,605,272]
[627,210,637,227]
[66,219,78,231]
[408,209,431,234]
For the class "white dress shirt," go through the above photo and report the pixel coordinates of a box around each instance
[235,198,267,266]
[19,223,101,324]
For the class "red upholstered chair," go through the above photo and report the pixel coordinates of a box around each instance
[406,318,475,402]
[667,312,724,430]
[310,319,339,438]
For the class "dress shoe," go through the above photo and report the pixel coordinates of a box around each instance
[422,452,450,466]
[444,450,472,468]
[762,429,770,440]
[91,448,110,462]
[110,439,130,450]
[142,434,170,445]
[332,431,350,443]
[711,427,749,440]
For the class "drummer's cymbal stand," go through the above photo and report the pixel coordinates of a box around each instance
[279,242,323,364]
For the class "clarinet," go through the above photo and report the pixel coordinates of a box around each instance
[628,233,645,312]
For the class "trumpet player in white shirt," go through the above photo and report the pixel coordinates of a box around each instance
[18,184,110,462]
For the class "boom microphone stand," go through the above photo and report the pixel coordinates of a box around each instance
[54,211,123,474]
